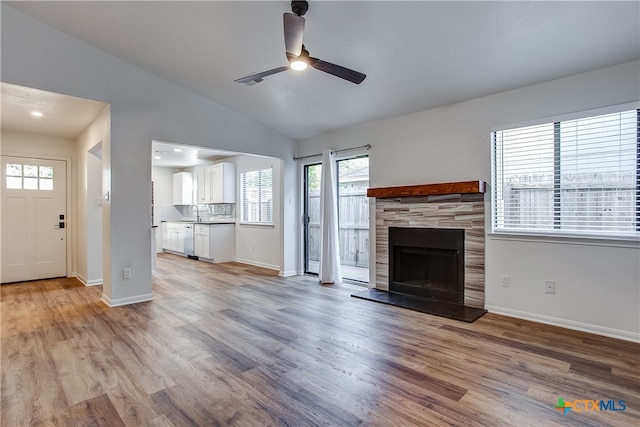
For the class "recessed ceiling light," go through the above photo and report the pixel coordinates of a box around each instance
[31,111,44,117]
[173,148,182,152]
[154,156,162,160]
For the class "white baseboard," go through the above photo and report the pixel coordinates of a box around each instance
[234,258,280,272]
[73,273,86,285]
[101,293,153,307]
[73,273,103,287]
[279,269,299,277]
[486,305,640,343]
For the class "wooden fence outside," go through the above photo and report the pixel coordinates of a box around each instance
[498,172,637,231]
[307,190,370,267]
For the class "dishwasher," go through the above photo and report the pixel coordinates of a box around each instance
[183,223,196,258]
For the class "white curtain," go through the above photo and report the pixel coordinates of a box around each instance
[318,149,342,284]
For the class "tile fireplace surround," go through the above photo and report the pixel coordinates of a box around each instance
[368,181,486,310]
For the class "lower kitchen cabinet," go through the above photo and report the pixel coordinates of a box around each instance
[194,224,210,258]
[195,223,235,263]
[161,223,185,253]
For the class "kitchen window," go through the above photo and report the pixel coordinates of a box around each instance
[492,105,639,239]
[240,167,272,224]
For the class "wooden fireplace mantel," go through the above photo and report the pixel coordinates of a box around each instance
[367,180,486,198]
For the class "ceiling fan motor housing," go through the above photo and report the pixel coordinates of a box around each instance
[291,1,308,17]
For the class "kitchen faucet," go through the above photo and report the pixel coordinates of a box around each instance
[192,205,200,223]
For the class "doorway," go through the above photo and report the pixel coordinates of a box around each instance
[304,156,369,283]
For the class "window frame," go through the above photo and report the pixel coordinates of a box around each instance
[239,166,273,226]
[490,102,640,241]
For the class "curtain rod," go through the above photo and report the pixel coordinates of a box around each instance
[293,144,371,161]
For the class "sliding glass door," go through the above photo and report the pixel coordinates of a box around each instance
[304,156,369,283]
[304,163,322,276]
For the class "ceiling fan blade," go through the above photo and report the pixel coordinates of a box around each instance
[309,57,366,84]
[283,13,305,57]
[234,66,290,86]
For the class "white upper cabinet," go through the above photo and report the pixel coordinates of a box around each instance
[195,167,213,204]
[190,163,235,204]
[211,162,236,204]
[172,172,193,205]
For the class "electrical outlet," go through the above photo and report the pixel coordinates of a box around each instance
[545,280,555,294]
[123,268,132,279]
[501,275,510,287]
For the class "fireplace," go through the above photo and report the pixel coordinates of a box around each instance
[351,180,487,322]
[389,227,464,304]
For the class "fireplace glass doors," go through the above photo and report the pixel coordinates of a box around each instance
[389,227,464,304]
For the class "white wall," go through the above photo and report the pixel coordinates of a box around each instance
[2,5,299,306]
[297,60,640,341]
[0,130,77,278]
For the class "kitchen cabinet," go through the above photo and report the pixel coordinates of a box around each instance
[211,162,236,203]
[194,224,210,258]
[195,167,213,204]
[161,222,185,253]
[195,223,235,263]
[194,162,235,204]
[195,168,206,204]
[172,172,193,205]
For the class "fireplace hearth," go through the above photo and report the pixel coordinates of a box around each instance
[351,180,488,322]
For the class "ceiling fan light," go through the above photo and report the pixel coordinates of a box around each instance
[290,59,308,71]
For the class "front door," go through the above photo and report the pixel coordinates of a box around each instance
[1,156,67,283]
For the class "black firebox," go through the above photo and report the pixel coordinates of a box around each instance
[389,227,465,304]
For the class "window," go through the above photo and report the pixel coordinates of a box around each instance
[5,163,54,190]
[492,107,639,238]
[240,167,272,224]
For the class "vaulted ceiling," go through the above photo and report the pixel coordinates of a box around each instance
[3,1,639,141]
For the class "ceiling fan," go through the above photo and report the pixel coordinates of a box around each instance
[234,1,366,86]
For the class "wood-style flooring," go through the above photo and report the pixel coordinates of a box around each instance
[1,253,639,426]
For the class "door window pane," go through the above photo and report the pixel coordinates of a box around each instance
[337,157,369,283]
[6,164,21,176]
[6,176,22,189]
[39,166,54,178]
[305,164,322,275]
[39,178,53,190]
[24,165,38,177]
[24,177,38,190]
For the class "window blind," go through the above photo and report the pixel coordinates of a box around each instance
[240,167,273,223]
[492,108,639,238]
